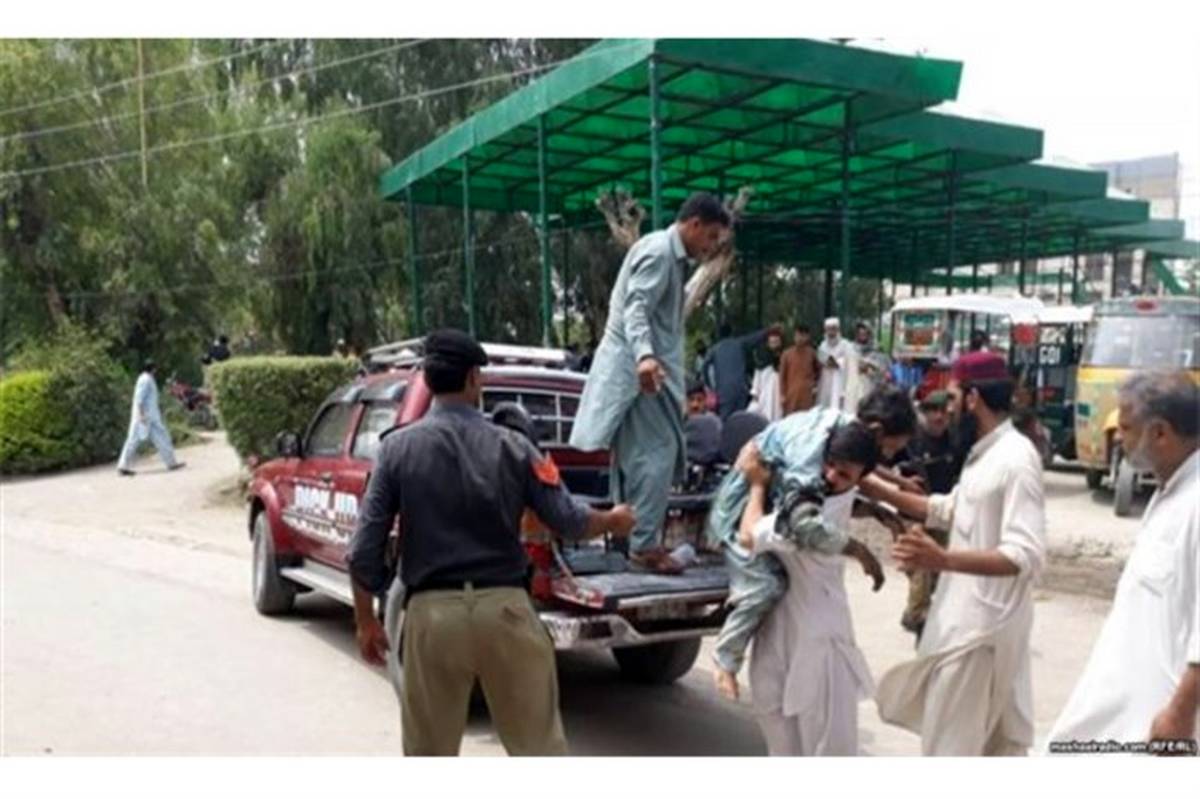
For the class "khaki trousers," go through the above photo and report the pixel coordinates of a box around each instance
[401,585,567,756]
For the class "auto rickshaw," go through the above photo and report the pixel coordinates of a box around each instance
[889,293,1045,399]
[1074,295,1200,516]
[1022,305,1092,463]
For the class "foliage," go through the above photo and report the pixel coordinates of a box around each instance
[208,356,358,462]
[0,370,76,473]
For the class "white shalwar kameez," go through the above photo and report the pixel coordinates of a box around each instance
[748,490,873,756]
[875,420,1046,756]
[816,337,853,411]
[1045,449,1200,753]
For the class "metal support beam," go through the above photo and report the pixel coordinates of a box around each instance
[971,263,979,293]
[946,164,957,295]
[838,104,853,324]
[1018,217,1029,296]
[561,225,571,346]
[648,57,664,230]
[405,187,422,336]
[1057,266,1065,305]
[462,156,476,337]
[1110,248,1120,298]
[537,115,552,346]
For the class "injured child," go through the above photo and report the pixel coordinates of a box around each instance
[706,411,886,702]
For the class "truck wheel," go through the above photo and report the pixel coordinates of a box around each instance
[252,512,296,615]
[383,578,406,701]
[612,638,701,685]
[1085,469,1103,491]
[1114,456,1137,518]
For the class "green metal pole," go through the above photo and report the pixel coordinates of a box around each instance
[405,186,422,336]
[1018,217,1029,296]
[839,107,853,324]
[462,156,476,337]
[648,57,664,230]
[823,266,834,319]
[756,256,765,329]
[1110,247,1120,298]
[561,225,571,346]
[742,258,751,330]
[946,166,957,295]
[537,115,552,346]
[971,263,979,293]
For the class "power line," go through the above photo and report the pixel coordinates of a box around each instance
[54,219,613,301]
[0,39,291,120]
[0,42,644,181]
[0,39,430,146]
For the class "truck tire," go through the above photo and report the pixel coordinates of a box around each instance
[612,638,701,685]
[383,578,406,701]
[1085,468,1103,491]
[1114,456,1137,518]
[252,511,296,616]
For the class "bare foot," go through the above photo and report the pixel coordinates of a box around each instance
[714,668,740,701]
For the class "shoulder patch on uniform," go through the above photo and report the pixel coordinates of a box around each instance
[532,455,561,487]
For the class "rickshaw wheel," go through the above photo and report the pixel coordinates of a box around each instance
[1113,457,1137,518]
[1085,469,1103,491]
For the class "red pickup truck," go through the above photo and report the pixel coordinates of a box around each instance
[247,340,730,692]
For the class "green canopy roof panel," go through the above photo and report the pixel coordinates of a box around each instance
[1143,239,1200,260]
[382,38,963,212]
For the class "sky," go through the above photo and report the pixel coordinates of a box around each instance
[874,31,1200,238]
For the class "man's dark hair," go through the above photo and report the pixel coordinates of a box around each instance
[676,192,732,226]
[963,379,1014,413]
[969,329,989,352]
[218,334,229,345]
[425,362,471,394]
[143,360,156,374]
[856,384,918,436]
[825,421,880,475]
[718,322,732,338]
[795,324,811,335]
[687,380,706,398]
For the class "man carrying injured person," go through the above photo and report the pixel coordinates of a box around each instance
[705,384,916,702]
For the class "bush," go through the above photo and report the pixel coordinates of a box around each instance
[209,356,359,462]
[8,323,129,471]
[0,371,77,474]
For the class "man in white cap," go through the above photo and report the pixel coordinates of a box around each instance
[817,318,854,411]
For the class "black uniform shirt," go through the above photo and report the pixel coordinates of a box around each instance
[347,400,591,594]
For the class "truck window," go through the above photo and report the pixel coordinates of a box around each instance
[306,404,356,458]
[352,402,400,462]
[482,388,577,445]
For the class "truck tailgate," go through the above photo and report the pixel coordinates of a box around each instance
[551,561,729,612]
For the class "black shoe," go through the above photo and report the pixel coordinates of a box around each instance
[168,462,186,471]
[117,469,135,477]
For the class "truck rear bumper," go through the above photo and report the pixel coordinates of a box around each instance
[540,608,725,650]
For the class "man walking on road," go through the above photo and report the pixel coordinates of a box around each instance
[1046,371,1199,755]
[117,360,184,476]
[864,351,1046,756]
[569,192,731,574]
[347,329,635,756]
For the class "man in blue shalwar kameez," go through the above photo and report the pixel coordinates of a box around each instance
[569,193,731,574]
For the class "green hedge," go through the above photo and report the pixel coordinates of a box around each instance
[0,371,77,474]
[209,356,359,462]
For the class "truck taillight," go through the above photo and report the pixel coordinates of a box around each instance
[1134,299,1158,312]
[524,541,554,599]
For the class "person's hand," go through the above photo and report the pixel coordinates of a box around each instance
[735,441,771,487]
[893,525,949,572]
[895,474,927,496]
[826,357,839,369]
[1149,702,1198,754]
[606,504,636,538]
[637,356,665,394]
[355,615,389,667]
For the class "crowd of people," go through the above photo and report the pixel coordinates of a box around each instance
[343,192,1197,759]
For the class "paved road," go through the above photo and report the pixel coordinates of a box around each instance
[2,436,1120,756]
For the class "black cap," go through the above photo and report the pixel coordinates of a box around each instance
[423,328,488,372]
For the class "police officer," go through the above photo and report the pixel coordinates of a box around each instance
[347,329,635,756]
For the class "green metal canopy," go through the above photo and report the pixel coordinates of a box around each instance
[379,38,1193,340]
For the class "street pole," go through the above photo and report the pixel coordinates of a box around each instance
[137,39,148,191]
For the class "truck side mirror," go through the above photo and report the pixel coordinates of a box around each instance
[276,431,301,458]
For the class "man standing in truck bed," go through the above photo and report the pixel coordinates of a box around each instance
[570,192,731,574]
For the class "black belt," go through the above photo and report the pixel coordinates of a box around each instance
[406,576,528,601]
